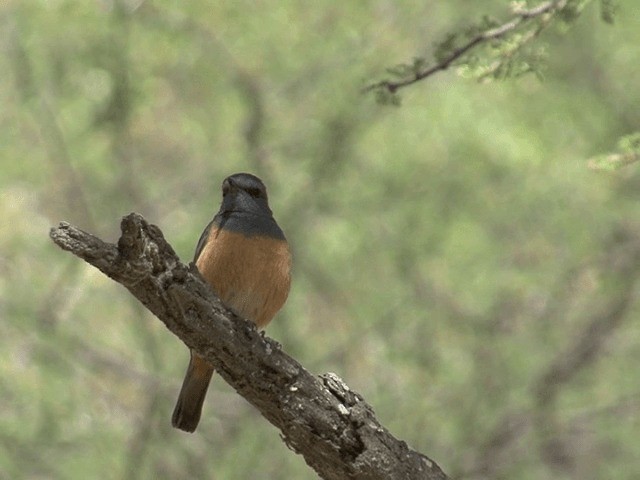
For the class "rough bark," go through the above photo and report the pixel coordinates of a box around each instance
[49,213,449,480]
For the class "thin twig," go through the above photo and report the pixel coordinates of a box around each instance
[363,0,567,95]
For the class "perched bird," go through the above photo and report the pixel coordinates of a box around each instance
[171,173,292,433]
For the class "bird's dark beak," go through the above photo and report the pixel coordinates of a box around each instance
[222,177,237,196]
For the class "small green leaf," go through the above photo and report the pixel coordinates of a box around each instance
[412,57,427,74]
[617,132,640,152]
[558,0,588,24]
[588,153,640,171]
[434,32,459,63]
[600,0,618,24]
[385,64,413,79]
[589,132,640,170]
[375,87,402,107]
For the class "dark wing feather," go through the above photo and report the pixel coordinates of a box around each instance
[193,219,216,262]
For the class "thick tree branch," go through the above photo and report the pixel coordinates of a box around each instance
[49,213,449,480]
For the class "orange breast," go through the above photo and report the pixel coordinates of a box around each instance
[195,227,292,328]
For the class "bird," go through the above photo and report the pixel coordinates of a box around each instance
[171,173,292,433]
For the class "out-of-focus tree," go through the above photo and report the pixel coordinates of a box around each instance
[1,0,639,478]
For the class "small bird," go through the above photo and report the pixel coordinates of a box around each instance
[171,173,292,433]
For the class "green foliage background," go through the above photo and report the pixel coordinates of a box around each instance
[2,1,639,479]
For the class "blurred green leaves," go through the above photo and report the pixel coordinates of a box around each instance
[589,132,640,171]
[365,0,619,102]
[2,0,640,479]
[600,0,620,23]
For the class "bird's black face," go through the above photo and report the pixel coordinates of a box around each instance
[219,173,272,216]
[222,173,268,201]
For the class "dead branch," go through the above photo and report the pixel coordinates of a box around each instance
[49,213,448,480]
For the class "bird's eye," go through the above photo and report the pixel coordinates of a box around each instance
[246,187,262,198]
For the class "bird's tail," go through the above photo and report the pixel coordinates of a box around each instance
[171,352,214,433]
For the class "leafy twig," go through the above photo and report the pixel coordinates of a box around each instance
[363,0,569,102]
